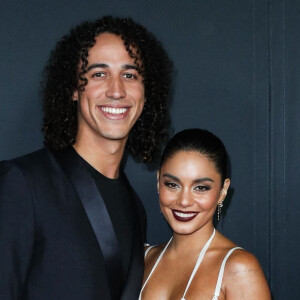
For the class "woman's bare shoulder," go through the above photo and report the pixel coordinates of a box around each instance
[225,248,262,275]
[222,248,271,299]
[144,243,167,262]
[212,231,271,299]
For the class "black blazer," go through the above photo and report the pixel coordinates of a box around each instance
[0,148,146,300]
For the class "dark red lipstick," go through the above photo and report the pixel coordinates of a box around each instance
[172,209,199,222]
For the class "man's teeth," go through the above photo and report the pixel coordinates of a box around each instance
[102,107,127,114]
[174,211,197,218]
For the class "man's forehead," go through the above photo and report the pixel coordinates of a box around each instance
[87,33,133,57]
[83,32,142,69]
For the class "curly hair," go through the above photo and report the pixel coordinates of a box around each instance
[42,16,173,163]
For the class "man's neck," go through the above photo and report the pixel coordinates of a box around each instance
[73,138,126,179]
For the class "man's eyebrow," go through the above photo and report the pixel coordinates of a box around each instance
[86,63,138,72]
[87,63,108,72]
[122,64,138,71]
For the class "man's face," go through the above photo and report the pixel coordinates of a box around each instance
[73,33,145,147]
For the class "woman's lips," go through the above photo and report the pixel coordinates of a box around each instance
[172,209,199,222]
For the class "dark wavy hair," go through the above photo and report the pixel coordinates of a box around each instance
[160,129,228,183]
[42,16,172,162]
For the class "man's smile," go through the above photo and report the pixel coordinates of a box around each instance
[101,106,128,115]
[98,105,131,120]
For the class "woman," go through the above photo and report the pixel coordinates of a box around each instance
[139,129,271,300]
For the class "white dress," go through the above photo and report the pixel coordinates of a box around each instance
[139,229,243,300]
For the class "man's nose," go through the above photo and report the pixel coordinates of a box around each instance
[177,190,194,207]
[105,76,126,99]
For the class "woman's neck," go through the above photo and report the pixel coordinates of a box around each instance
[170,223,215,255]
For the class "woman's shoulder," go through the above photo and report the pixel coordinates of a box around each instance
[214,231,263,277]
[224,247,261,275]
[215,234,271,299]
[144,242,167,260]
[143,242,168,280]
[213,232,260,271]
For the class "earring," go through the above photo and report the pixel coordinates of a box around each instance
[217,201,223,221]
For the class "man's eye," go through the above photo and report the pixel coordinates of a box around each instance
[123,73,137,79]
[92,72,106,78]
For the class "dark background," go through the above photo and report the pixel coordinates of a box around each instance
[1,0,299,298]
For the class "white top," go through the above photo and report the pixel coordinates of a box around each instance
[140,229,243,300]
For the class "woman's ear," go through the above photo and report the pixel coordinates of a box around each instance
[219,178,231,203]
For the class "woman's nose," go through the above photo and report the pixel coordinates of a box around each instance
[177,190,194,207]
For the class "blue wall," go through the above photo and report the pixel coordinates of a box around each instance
[1,1,299,298]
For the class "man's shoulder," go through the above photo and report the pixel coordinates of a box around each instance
[14,147,53,166]
[1,147,55,175]
[13,147,51,162]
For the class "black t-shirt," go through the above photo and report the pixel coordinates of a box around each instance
[76,153,134,283]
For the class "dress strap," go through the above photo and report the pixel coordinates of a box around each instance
[211,247,243,300]
[181,229,216,300]
[144,245,156,258]
[138,237,173,300]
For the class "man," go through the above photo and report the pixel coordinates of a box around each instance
[0,16,172,300]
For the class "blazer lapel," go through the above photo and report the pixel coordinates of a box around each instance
[54,147,123,300]
[120,179,145,300]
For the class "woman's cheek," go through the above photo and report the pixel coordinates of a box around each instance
[194,192,220,210]
[159,188,177,207]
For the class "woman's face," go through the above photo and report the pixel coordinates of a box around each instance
[157,150,230,235]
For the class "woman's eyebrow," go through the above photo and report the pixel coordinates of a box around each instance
[193,178,214,184]
[162,174,214,184]
[162,173,179,181]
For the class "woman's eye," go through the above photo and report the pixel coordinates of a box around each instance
[164,182,179,189]
[194,185,210,192]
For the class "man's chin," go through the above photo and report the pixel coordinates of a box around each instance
[101,132,129,142]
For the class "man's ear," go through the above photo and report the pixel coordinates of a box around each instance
[72,89,79,102]
[219,178,231,203]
